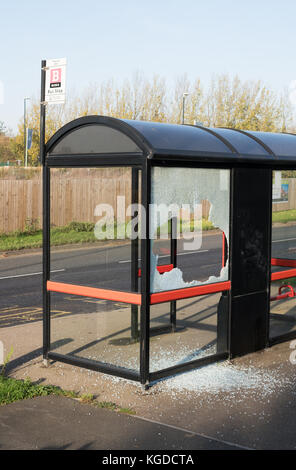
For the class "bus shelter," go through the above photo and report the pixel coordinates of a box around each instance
[42,116,296,387]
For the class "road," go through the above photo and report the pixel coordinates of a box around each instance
[0,225,295,327]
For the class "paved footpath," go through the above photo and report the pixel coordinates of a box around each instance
[0,395,240,450]
[1,320,296,450]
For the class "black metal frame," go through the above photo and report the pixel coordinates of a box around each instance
[268,166,296,348]
[40,103,296,386]
[43,158,232,386]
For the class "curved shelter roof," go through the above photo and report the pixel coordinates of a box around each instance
[46,115,296,165]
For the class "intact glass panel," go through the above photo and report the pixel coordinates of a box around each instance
[50,293,140,372]
[270,169,296,339]
[49,167,141,293]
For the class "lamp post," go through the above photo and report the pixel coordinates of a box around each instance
[24,97,30,167]
[182,92,189,125]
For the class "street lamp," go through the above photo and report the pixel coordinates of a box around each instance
[24,97,30,167]
[182,92,189,125]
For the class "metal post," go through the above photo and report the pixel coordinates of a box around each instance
[40,59,50,360]
[131,168,139,341]
[23,98,30,166]
[182,92,189,125]
[140,160,151,387]
[170,217,177,331]
[25,129,28,167]
[23,99,26,165]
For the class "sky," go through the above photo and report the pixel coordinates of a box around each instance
[1,0,296,134]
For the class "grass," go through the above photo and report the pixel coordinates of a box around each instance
[94,400,135,415]
[0,218,217,252]
[0,376,135,414]
[0,221,98,252]
[0,375,77,406]
[272,209,296,224]
[0,351,134,413]
[1,208,295,253]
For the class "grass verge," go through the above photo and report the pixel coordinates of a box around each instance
[0,375,77,406]
[0,221,98,252]
[2,208,296,253]
[0,218,216,252]
[0,376,135,414]
[272,209,296,224]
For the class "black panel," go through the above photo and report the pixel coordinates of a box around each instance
[211,128,270,156]
[124,120,233,154]
[229,167,272,358]
[246,131,296,158]
[230,291,269,357]
[231,168,272,296]
[217,291,229,353]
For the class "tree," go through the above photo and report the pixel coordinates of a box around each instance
[168,74,293,132]
[0,121,15,163]
[0,121,7,135]
[11,73,294,166]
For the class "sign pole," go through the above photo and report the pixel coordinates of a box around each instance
[40,59,46,165]
[25,128,28,167]
[40,59,50,365]
[23,99,26,165]
[23,97,30,166]
[41,57,66,365]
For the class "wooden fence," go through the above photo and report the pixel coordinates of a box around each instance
[0,169,295,234]
[0,168,132,233]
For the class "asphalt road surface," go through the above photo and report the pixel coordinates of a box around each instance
[0,225,295,327]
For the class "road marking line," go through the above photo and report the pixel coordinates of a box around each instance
[132,415,254,450]
[118,250,209,264]
[174,250,209,257]
[273,237,296,243]
[0,306,39,314]
[0,308,43,320]
[0,269,65,281]
[0,305,19,311]
[0,308,70,322]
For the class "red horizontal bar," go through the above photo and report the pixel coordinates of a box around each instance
[138,264,174,277]
[271,258,296,267]
[271,269,296,281]
[47,281,142,305]
[271,293,291,301]
[150,280,231,305]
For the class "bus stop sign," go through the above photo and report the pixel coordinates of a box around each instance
[45,58,66,104]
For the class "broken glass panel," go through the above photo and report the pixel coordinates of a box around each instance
[150,167,230,293]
